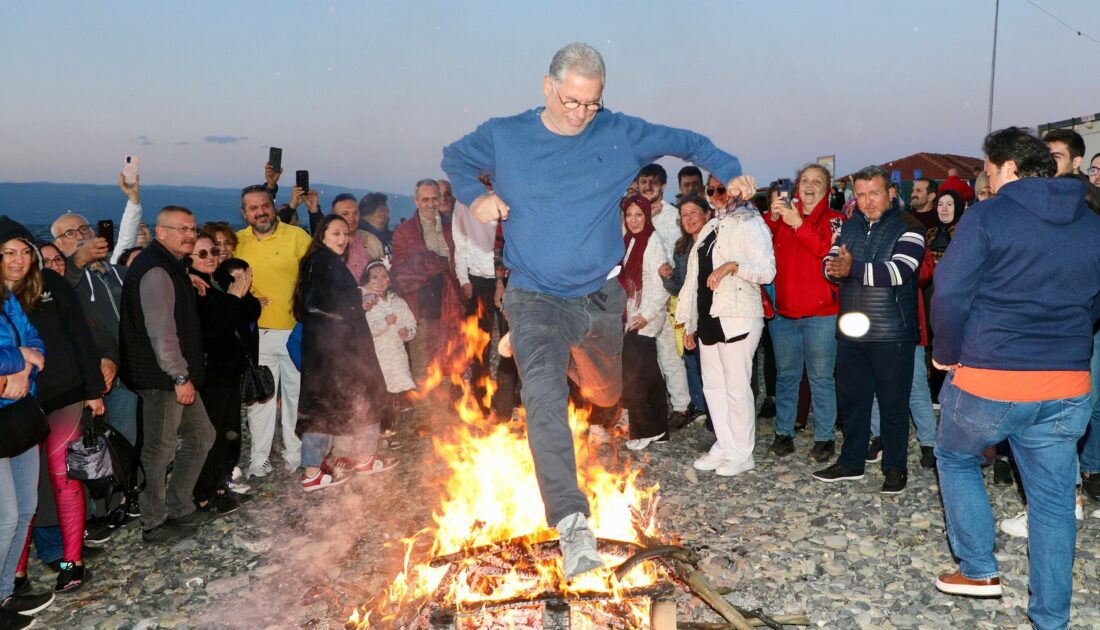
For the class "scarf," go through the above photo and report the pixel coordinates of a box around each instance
[618,194,655,303]
[929,190,966,254]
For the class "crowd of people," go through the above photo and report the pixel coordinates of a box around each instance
[1,40,1099,630]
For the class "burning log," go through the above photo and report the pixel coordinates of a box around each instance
[613,545,700,581]
[428,536,642,568]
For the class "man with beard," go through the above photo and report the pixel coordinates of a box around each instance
[234,185,313,479]
[359,192,393,262]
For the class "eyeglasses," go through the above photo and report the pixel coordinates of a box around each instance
[551,84,602,112]
[159,225,199,236]
[42,256,65,267]
[57,225,94,240]
[706,186,727,196]
[1089,167,1099,176]
[192,247,221,260]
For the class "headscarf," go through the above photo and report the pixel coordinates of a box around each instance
[929,189,966,255]
[618,194,655,302]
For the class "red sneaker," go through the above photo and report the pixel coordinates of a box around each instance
[356,454,397,475]
[935,570,1002,597]
[300,470,347,492]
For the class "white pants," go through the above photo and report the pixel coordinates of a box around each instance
[699,318,764,465]
[248,328,301,469]
[656,314,691,411]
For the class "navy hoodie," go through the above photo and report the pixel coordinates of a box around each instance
[931,177,1100,371]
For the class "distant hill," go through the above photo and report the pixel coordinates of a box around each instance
[0,181,416,228]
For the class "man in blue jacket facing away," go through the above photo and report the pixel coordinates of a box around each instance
[441,42,748,580]
[931,126,1100,630]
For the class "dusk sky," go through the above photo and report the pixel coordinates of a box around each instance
[3,1,1097,197]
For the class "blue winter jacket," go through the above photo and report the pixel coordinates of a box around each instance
[931,177,1100,371]
[0,292,46,408]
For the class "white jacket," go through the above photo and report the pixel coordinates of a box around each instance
[624,234,670,338]
[365,293,418,393]
[676,206,775,334]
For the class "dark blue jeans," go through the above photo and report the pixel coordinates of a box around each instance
[937,372,1090,630]
[835,339,915,473]
[503,278,625,525]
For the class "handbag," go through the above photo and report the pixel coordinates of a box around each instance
[0,310,49,459]
[66,408,113,482]
[234,328,275,404]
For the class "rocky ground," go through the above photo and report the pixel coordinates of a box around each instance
[25,400,1100,630]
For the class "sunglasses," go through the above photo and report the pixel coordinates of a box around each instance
[706,186,727,196]
[193,247,222,260]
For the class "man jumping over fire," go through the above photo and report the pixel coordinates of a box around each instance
[441,42,746,580]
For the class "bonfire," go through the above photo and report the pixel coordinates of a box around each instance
[346,314,807,630]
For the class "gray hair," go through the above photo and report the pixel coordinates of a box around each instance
[548,42,606,83]
[851,165,891,188]
[413,178,439,195]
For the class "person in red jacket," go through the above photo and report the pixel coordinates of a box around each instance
[763,164,845,461]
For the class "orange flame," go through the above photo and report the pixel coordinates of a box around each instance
[350,314,663,628]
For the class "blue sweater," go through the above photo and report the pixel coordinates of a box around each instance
[441,108,742,298]
[931,177,1100,371]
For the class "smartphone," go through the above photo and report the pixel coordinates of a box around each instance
[268,147,283,173]
[122,155,139,185]
[296,170,309,193]
[776,178,794,213]
[97,219,115,251]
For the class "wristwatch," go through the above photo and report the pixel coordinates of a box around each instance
[172,375,189,386]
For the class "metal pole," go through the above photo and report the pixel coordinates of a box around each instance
[987,0,1000,133]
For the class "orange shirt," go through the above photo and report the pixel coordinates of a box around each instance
[952,367,1090,403]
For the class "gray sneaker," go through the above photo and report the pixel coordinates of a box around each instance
[555,513,603,580]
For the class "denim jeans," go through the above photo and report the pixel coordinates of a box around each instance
[503,277,625,525]
[683,346,707,413]
[870,345,937,446]
[1077,328,1100,474]
[301,432,333,469]
[770,314,837,441]
[936,373,1090,630]
[0,446,39,600]
[105,381,140,447]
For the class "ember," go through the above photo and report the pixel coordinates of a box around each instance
[347,314,808,629]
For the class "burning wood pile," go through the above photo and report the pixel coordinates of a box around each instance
[345,315,808,629]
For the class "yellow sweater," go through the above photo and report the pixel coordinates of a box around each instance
[234,222,313,329]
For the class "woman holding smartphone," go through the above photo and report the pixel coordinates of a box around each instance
[762,165,846,463]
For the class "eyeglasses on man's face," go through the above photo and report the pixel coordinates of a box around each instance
[551,84,602,112]
[57,224,94,240]
[160,225,199,236]
[1088,166,1099,176]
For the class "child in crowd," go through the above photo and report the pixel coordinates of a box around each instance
[361,261,417,436]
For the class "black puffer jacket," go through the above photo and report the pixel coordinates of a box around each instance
[190,270,261,388]
[833,206,922,343]
[29,270,106,413]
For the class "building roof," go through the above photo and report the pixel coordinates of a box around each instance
[841,152,984,181]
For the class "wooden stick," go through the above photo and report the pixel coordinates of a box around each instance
[632,525,754,630]
[613,545,701,581]
[677,616,811,629]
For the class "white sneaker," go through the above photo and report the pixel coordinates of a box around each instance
[716,458,756,477]
[226,481,251,494]
[1000,511,1028,538]
[693,449,727,471]
[588,425,610,444]
[231,466,244,482]
[1092,508,1100,519]
[625,433,666,451]
[555,513,603,580]
[247,459,273,479]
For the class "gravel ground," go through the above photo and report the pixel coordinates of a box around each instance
[24,401,1100,629]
